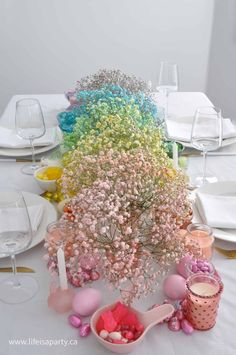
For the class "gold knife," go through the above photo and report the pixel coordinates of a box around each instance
[215,246,236,259]
[0,267,35,273]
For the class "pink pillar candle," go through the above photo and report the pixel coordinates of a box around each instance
[185,274,223,330]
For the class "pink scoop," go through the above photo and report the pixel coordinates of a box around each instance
[90,302,174,354]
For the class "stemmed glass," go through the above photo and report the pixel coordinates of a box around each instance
[0,189,38,303]
[15,98,46,175]
[190,106,222,187]
[157,61,178,119]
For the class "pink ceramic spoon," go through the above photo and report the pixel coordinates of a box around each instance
[91,302,174,354]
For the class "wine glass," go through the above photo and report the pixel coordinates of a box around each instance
[190,106,222,187]
[0,189,38,303]
[157,61,178,119]
[15,98,46,175]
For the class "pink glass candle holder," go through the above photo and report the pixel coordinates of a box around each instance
[48,285,75,313]
[185,274,223,330]
[187,223,214,260]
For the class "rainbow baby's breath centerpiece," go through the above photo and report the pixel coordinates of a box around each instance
[44,69,195,304]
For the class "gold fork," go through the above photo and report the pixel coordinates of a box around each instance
[215,247,236,259]
[0,267,35,273]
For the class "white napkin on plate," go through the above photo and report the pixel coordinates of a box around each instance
[0,205,44,233]
[196,191,236,229]
[0,127,57,148]
[167,117,236,142]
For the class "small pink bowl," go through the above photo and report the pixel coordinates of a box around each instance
[90,301,174,354]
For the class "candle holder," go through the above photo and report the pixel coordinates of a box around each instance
[185,274,223,330]
[48,283,75,313]
[187,223,214,260]
[46,222,76,313]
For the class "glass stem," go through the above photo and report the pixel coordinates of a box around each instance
[202,150,207,184]
[165,91,169,119]
[29,138,36,165]
[11,255,20,287]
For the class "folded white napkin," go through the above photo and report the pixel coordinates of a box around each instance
[167,117,236,142]
[0,127,57,148]
[196,191,236,229]
[0,205,44,233]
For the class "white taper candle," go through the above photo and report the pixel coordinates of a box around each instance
[172,142,178,169]
[57,247,68,290]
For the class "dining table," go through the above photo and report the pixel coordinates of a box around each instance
[0,92,235,355]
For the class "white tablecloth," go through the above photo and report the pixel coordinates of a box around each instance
[0,93,236,355]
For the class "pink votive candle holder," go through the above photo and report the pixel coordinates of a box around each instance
[185,274,223,330]
[187,223,214,260]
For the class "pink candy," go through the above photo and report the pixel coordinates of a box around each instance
[79,323,91,337]
[181,319,194,334]
[90,271,100,281]
[68,314,82,328]
[168,317,181,331]
[188,259,214,275]
[175,309,184,321]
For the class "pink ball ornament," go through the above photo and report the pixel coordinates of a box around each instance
[163,274,187,300]
[72,288,102,316]
[176,255,192,279]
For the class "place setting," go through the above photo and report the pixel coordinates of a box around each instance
[0,98,62,163]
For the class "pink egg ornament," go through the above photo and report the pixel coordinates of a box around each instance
[72,288,102,316]
[163,274,187,300]
[176,255,192,279]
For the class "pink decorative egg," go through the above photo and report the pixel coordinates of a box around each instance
[176,255,192,279]
[163,274,187,300]
[72,288,102,316]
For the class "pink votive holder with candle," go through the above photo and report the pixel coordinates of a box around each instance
[187,223,214,260]
[185,274,223,330]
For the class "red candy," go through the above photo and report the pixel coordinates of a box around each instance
[124,331,134,340]
[135,323,144,332]
[97,302,144,344]
[112,339,126,344]
[96,316,105,333]
[101,310,117,332]
[134,331,142,340]
[112,302,129,323]
[120,312,138,327]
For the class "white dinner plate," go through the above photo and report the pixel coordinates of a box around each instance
[177,137,236,149]
[0,191,57,258]
[167,116,236,148]
[193,181,236,243]
[0,127,63,157]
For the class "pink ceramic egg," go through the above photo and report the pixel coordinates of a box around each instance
[163,274,187,300]
[72,288,102,316]
[176,255,192,279]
